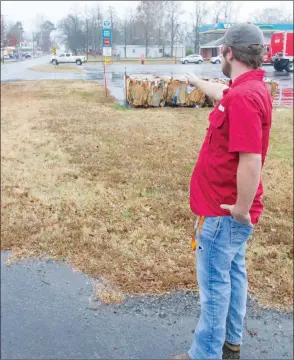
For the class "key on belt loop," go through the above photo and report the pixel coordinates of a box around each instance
[191,216,205,251]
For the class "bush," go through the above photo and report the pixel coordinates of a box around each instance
[186,49,193,56]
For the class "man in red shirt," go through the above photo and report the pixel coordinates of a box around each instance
[174,24,272,359]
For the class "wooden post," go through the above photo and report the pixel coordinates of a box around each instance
[125,67,128,107]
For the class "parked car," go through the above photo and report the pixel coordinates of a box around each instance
[210,55,222,64]
[3,54,10,60]
[180,54,204,64]
[51,52,87,65]
[21,53,32,59]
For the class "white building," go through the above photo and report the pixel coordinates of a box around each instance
[114,44,186,58]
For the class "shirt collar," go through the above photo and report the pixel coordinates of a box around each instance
[229,69,265,88]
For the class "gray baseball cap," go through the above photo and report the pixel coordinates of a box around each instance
[215,23,265,54]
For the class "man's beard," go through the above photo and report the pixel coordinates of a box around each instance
[222,58,232,78]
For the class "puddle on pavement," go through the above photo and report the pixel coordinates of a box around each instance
[2,63,292,107]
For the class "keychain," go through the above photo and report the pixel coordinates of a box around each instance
[191,216,205,251]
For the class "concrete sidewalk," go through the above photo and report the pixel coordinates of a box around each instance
[1,252,293,359]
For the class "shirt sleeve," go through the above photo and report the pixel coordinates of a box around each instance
[227,93,263,154]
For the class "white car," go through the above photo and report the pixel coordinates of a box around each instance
[180,54,204,64]
[210,55,222,64]
[51,53,87,66]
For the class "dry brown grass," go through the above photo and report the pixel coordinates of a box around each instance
[1,81,292,309]
[93,279,125,305]
[30,65,84,73]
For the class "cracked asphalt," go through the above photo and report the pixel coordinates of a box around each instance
[1,252,293,359]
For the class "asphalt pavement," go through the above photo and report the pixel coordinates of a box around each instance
[1,56,293,359]
[1,56,293,106]
[1,252,293,359]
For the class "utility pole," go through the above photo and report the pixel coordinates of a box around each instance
[1,14,5,63]
[19,24,23,60]
[32,32,35,57]
[86,18,89,60]
[41,28,43,54]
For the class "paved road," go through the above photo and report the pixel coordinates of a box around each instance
[0,55,86,82]
[84,63,293,106]
[1,252,293,359]
[1,57,293,106]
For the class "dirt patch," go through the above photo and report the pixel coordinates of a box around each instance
[30,65,84,73]
[1,81,292,309]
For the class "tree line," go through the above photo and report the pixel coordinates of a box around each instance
[2,2,292,56]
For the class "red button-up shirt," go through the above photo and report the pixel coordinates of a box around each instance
[190,70,272,224]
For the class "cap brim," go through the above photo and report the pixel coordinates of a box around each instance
[214,36,225,46]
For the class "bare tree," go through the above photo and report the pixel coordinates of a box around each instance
[90,4,103,55]
[137,1,154,57]
[154,1,166,52]
[58,5,85,54]
[123,18,127,57]
[230,1,244,22]
[191,1,207,54]
[222,1,233,22]
[128,9,135,44]
[252,7,293,24]
[210,1,226,23]
[108,6,120,45]
[165,1,183,57]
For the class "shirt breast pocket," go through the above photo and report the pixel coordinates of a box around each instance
[208,108,227,151]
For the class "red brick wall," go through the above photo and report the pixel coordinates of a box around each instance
[200,48,221,59]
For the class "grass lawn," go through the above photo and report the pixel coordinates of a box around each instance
[1,81,292,309]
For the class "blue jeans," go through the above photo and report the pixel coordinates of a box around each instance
[188,216,253,359]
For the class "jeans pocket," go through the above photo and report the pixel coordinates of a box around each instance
[231,217,253,245]
[199,216,221,242]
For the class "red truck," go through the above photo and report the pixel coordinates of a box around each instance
[271,31,293,72]
[263,43,271,64]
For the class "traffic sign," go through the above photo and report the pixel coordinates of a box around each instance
[102,29,112,38]
[103,38,111,47]
[52,47,56,55]
[102,20,112,48]
[103,47,112,57]
[103,20,111,28]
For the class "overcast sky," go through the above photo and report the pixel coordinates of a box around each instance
[1,0,293,35]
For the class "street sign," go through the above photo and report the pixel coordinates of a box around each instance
[102,29,112,38]
[102,20,112,49]
[102,28,112,47]
[52,47,56,55]
[103,38,111,47]
[103,47,112,57]
[103,20,111,28]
